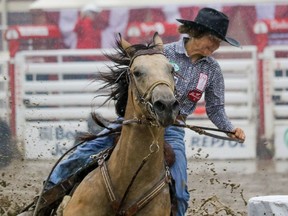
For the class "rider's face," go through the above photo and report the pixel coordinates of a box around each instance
[186,34,221,57]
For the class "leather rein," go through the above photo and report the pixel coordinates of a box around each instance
[123,118,244,143]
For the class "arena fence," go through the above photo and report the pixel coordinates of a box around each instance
[14,49,115,159]
[262,46,288,159]
[13,47,258,159]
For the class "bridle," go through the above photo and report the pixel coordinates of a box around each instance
[127,49,175,121]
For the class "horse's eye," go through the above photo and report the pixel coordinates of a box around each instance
[133,70,142,78]
[170,67,175,74]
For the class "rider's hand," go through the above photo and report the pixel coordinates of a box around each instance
[228,128,246,142]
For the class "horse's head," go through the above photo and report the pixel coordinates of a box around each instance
[120,33,179,127]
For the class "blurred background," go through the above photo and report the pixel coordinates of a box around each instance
[0,0,287,165]
[0,0,288,164]
[0,0,287,163]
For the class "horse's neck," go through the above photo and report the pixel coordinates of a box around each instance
[110,122,165,172]
[108,95,166,186]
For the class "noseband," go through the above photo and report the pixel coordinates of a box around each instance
[127,50,175,120]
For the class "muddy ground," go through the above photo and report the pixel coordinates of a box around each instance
[1,157,288,216]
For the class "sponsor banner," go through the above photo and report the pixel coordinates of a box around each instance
[24,121,87,159]
[274,125,288,159]
[24,120,257,160]
[185,122,256,159]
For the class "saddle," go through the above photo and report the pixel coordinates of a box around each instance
[21,141,177,216]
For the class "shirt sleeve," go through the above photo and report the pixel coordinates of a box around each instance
[204,62,234,131]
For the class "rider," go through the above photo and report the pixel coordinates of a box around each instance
[45,7,246,216]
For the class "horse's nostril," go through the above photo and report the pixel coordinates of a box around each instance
[154,99,179,113]
[154,100,166,112]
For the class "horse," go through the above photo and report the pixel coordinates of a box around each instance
[61,32,179,216]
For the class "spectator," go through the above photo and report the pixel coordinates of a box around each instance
[74,4,102,49]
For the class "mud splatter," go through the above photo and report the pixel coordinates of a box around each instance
[0,196,22,216]
[187,150,250,216]
[188,195,245,216]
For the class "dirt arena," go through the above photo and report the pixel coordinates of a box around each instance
[1,157,288,216]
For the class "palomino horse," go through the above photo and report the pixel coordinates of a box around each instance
[62,32,179,216]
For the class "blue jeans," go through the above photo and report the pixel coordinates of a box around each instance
[47,125,189,216]
[165,126,190,216]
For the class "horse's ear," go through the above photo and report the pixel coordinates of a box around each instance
[119,33,131,50]
[153,32,163,52]
[119,33,136,58]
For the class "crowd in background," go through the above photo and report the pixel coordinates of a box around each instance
[47,4,288,50]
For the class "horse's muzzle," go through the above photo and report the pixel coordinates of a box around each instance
[153,98,179,127]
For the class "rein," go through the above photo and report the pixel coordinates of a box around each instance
[122,118,244,143]
[173,122,245,143]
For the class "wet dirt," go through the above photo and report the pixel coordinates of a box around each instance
[1,157,288,216]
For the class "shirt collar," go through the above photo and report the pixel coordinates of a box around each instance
[175,37,188,56]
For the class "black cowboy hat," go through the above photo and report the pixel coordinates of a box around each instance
[176,7,240,47]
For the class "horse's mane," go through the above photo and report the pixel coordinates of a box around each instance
[94,37,159,117]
